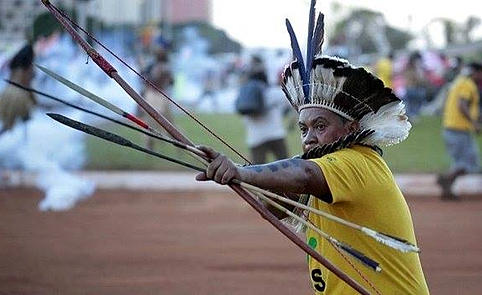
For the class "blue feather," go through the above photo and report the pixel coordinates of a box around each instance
[285,19,309,100]
[306,0,317,87]
[312,13,325,56]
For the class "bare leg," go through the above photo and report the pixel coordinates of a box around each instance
[251,143,268,165]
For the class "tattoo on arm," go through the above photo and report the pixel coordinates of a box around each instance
[245,159,302,173]
[240,158,328,197]
[246,166,264,173]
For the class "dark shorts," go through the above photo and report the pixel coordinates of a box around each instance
[443,129,480,173]
[250,138,288,164]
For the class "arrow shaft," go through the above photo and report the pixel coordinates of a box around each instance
[4,80,205,158]
[48,113,205,172]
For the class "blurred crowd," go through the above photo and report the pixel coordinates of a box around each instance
[135,30,293,163]
[1,23,480,202]
[375,51,482,200]
[374,51,482,122]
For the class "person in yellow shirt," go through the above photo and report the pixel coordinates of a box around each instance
[375,52,394,88]
[437,62,482,200]
[195,2,429,293]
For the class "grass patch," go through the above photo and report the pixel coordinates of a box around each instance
[85,114,481,173]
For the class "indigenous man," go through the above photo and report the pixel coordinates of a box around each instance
[196,3,429,294]
[0,44,36,136]
[437,62,482,200]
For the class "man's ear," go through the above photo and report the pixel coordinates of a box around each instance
[345,120,360,133]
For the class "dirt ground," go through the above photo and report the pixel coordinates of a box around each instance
[0,189,481,295]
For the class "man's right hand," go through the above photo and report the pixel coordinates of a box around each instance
[195,145,240,185]
[474,121,481,134]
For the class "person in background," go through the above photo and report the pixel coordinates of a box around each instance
[423,56,465,116]
[375,51,394,88]
[140,47,174,150]
[195,69,218,111]
[403,52,428,121]
[444,56,464,84]
[478,76,482,118]
[437,62,482,200]
[236,57,288,164]
[0,44,36,136]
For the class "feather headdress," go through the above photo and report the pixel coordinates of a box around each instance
[281,0,411,149]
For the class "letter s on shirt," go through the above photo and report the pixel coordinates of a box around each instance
[311,269,326,292]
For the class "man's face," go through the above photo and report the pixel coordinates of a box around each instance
[472,70,482,84]
[298,107,356,153]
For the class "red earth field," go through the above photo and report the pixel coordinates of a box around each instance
[0,188,481,294]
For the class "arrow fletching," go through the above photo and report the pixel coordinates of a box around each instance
[362,228,420,253]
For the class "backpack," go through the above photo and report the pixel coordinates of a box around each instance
[235,80,266,116]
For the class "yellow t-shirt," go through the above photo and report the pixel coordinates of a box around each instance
[306,146,429,294]
[375,58,393,88]
[443,76,480,131]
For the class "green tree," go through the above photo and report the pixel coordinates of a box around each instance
[32,9,103,42]
[32,12,62,41]
[463,16,481,43]
[171,21,242,54]
[442,18,457,45]
[330,8,412,54]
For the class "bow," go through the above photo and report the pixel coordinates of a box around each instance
[39,1,370,294]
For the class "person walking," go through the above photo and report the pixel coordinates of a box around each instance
[437,62,482,200]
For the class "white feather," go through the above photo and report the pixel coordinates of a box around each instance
[361,228,420,253]
[359,101,412,147]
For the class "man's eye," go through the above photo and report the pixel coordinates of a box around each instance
[299,127,307,134]
[315,125,326,131]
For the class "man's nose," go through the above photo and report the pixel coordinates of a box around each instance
[303,129,318,146]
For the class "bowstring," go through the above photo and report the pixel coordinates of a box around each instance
[52,5,251,165]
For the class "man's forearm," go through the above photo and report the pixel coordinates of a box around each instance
[237,158,322,195]
[195,145,329,203]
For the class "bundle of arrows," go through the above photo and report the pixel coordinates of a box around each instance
[25,1,423,294]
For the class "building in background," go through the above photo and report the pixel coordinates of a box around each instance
[93,0,212,27]
[139,0,212,41]
[0,0,212,44]
[169,0,212,24]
